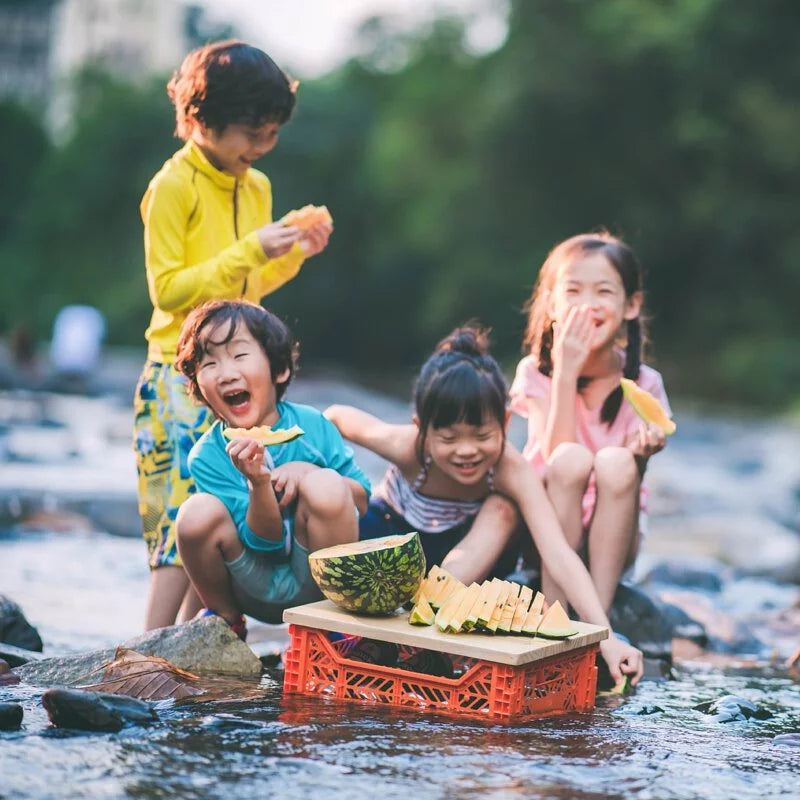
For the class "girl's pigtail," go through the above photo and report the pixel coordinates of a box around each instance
[600,317,642,424]
[537,323,554,377]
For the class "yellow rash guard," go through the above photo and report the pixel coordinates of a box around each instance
[140,139,305,362]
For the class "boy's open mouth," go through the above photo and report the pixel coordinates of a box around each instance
[223,390,250,408]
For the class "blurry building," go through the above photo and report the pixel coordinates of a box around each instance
[0,0,191,132]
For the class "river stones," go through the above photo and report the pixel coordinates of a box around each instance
[42,689,157,732]
[693,694,772,723]
[0,702,23,730]
[15,616,262,687]
[772,733,800,748]
[609,583,672,662]
[0,595,43,653]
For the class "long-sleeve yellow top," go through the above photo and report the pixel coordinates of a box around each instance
[140,139,305,362]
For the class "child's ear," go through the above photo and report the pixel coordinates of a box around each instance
[624,291,643,320]
[274,366,291,385]
[504,410,512,431]
[412,415,421,432]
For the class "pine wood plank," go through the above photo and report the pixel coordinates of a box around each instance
[284,599,608,667]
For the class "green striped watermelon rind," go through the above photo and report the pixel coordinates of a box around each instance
[309,532,426,615]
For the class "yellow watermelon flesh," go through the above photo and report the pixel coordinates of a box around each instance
[409,592,435,626]
[223,424,305,446]
[620,378,676,435]
[536,600,578,639]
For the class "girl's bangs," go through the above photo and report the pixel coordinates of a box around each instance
[428,366,500,430]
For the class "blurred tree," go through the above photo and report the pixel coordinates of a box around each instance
[1,0,798,407]
[1,68,175,345]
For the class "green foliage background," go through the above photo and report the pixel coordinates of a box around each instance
[1,0,798,407]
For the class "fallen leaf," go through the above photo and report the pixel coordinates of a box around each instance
[77,647,204,700]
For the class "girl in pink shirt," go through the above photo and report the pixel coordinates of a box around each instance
[510,232,672,615]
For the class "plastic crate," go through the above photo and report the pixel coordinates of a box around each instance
[283,624,599,723]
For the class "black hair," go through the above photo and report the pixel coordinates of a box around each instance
[168,39,296,139]
[175,300,298,405]
[413,325,508,462]
[523,232,645,426]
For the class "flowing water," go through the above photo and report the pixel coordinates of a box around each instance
[1,528,799,800]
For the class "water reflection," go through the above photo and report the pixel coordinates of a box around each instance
[2,663,799,799]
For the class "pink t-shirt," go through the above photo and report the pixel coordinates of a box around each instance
[509,356,670,524]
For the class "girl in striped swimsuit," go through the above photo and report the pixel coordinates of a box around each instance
[325,325,644,687]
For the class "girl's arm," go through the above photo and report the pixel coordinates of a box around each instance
[324,405,417,468]
[494,446,643,684]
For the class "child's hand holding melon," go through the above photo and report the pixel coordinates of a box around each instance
[281,205,333,258]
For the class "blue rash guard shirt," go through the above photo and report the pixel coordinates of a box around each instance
[188,401,371,556]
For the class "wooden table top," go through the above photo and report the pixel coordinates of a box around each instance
[284,600,608,667]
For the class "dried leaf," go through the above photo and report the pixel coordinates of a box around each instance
[77,647,205,700]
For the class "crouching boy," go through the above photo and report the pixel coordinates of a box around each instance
[174,300,369,638]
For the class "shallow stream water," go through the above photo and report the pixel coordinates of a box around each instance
[2,529,799,800]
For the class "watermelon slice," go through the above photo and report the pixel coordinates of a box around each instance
[536,600,578,639]
[408,592,435,626]
[620,378,676,436]
[223,424,304,446]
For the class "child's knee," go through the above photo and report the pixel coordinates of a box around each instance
[594,447,638,495]
[298,468,351,517]
[176,493,231,546]
[481,494,519,530]
[546,442,593,489]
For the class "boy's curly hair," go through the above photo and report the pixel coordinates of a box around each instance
[175,300,298,406]
[168,40,296,140]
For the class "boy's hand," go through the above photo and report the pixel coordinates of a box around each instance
[599,635,643,687]
[257,222,301,258]
[226,438,271,484]
[298,221,332,258]
[271,461,318,508]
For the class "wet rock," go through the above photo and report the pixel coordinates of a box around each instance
[636,705,665,715]
[772,733,800,748]
[0,642,47,668]
[609,584,672,661]
[693,694,772,723]
[0,702,23,730]
[657,603,708,647]
[657,590,765,655]
[643,561,724,593]
[42,689,156,732]
[15,616,261,687]
[0,594,43,652]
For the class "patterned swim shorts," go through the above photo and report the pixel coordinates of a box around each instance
[133,361,213,569]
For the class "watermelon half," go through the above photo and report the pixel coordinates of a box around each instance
[308,532,426,615]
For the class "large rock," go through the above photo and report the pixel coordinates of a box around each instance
[0,702,23,730]
[14,616,261,687]
[0,594,43,652]
[609,584,672,662]
[42,689,156,732]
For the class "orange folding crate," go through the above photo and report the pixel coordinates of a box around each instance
[283,600,606,723]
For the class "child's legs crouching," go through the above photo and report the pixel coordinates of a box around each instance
[294,468,359,551]
[176,493,244,625]
[586,446,640,612]
[541,443,594,609]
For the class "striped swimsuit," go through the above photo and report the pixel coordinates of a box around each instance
[359,459,512,570]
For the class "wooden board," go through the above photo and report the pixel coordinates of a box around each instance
[283,600,608,667]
